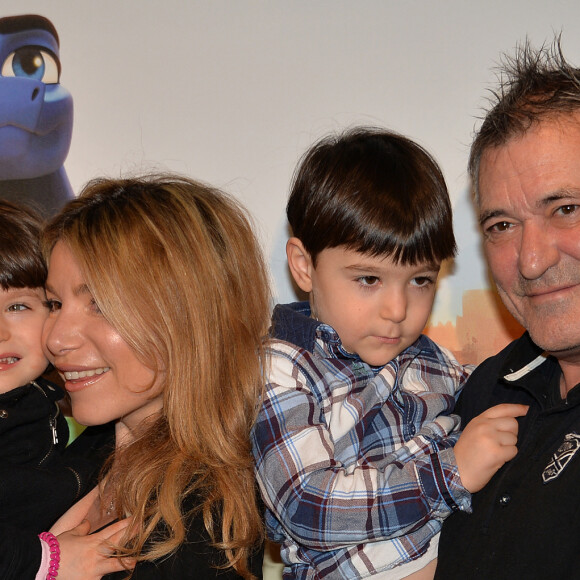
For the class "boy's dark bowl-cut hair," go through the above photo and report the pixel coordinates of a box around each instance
[0,200,47,290]
[287,127,456,266]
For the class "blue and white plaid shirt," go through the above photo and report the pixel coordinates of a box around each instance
[252,302,472,579]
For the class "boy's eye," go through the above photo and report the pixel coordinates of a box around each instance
[356,276,380,287]
[7,303,28,312]
[44,299,62,313]
[411,276,434,288]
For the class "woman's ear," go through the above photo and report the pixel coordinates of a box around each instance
[286,237,314,293]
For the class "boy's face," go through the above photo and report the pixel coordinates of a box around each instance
[308,247,439,366]
[0,287,49,393]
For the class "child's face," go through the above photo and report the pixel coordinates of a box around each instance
[309,247,440,367]
[0,287,49,393]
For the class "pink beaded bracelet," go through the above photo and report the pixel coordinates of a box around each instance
[38,532,60,579]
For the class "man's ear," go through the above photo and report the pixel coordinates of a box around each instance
[286,237,314,293]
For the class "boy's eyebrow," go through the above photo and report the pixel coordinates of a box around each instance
[344,264,383,274]
[344,262,441,273]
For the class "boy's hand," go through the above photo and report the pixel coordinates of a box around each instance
[454,403,528,493]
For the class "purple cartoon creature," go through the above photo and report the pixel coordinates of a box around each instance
[0,14,73,217]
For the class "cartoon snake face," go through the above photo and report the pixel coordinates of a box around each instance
[0,15,73,180]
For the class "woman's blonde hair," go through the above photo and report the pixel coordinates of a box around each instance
[43,174,271,578]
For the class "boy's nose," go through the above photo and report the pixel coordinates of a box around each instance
[380,292,406,323]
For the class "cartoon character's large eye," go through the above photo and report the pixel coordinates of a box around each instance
[1,47,60,84]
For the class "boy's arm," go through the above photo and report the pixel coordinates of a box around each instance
[252,345,471,551]
[453,403,528,492]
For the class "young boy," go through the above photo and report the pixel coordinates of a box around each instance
[0,200,102,577]
[252,128,525,579]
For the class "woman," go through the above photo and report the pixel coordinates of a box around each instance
[42,175,270,579]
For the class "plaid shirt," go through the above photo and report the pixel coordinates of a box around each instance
[252,302,472,579]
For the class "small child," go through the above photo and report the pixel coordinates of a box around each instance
[252,128,525,579]
[0,200,101,577]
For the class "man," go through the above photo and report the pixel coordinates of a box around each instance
[435,40,580,579]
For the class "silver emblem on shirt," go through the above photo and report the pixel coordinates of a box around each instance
[542,432,580,483]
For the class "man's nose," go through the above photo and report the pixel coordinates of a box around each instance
[517,222,559,280]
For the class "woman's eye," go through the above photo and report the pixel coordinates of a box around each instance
[1,47,60,84]
[89,298,102,315]
[357,276,380,287]
[44,299,61,313]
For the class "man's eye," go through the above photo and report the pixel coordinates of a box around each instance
[7,303,28,312]
[557,204,579,216]
[487,221,512,233]
[357,276,380,287]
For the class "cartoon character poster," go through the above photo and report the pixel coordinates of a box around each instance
[0,14,72,217]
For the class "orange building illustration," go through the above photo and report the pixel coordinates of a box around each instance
[425,288,524,365]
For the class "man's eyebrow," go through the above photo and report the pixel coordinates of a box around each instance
[479,209,503,226]
[537,190,580,208]
[479,190,580,226]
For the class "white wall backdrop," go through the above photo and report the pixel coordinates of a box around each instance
[7,0,580,360]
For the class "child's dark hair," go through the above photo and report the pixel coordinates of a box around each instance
[287,127,456,266]
[0,200,47,289]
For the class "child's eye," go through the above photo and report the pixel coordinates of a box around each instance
[44,299,62,313]
[357,276,380,287]
[411,276,434,288]
[7,303,28,312]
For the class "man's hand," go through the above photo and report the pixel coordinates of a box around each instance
[454,403,528,493]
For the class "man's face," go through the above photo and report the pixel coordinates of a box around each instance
[479,113,580,360]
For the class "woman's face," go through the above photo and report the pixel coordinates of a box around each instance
[42,241,163,430]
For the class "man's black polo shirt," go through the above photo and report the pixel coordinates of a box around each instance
[436,332,580,579]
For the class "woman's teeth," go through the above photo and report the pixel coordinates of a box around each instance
[63,367,110,380]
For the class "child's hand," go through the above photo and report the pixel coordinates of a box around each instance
[55,519,136,579]
[454,403,528,493]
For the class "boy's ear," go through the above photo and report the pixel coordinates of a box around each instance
[286,237,314,293]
